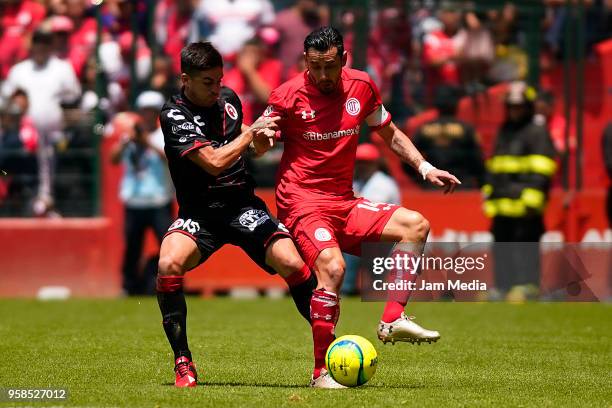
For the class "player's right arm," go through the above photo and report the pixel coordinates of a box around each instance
[160,105,279,176]
[187,116,279,176]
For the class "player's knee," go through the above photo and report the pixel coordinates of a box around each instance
[318,258,345,286]
[280,255,305,275]
[158,255,186,276]
[403,211,430,242]
[273,253,305,276]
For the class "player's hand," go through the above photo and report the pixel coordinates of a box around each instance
[252,127,276,155]
[250,115,280,132]
[425,169,461,194]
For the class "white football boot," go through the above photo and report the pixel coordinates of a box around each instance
[309,369,347,389]
[377,313,440,345]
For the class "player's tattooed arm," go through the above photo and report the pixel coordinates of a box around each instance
[377,121,426,169]
[377,121,462,193]
[187,116,280,175]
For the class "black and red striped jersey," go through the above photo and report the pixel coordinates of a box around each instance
[160,87,255,213]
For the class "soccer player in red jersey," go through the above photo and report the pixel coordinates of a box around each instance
[260,27,461,388]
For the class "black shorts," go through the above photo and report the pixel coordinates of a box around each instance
[163,194,291,274]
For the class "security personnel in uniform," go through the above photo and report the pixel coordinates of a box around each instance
[405,85,485,189]
[483,81,557,300]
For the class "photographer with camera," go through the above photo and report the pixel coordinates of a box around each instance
[110,91,173,296]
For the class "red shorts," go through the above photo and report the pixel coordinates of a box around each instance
[281,197,400,268]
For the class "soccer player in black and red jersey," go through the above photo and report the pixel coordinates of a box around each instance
[261,27,462,387]
[156,42,317,387]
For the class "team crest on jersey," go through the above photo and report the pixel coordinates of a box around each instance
[314,227,332,242]
[225,102,238,120]
[263,105,273,117]
[239,209,270,232]
[345,98,361,116]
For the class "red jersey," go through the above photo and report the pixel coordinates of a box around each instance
[265,68,391,219]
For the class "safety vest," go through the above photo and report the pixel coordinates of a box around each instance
[482,121,557,218]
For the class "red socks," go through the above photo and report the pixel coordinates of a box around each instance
[310,289,339,378]
[283,264,311,287]
[381,250,418,323]
[156,275,184,292]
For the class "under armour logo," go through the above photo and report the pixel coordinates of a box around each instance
[301,110,315,120]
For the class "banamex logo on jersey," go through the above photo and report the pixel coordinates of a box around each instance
[225,103,238,120]
[345,98,361,116]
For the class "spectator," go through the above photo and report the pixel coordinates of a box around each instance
[0,90,39,216]
[405,85,485,189]
[343,143,401,295]
[47,15,74,61]
[223,37,283,125]
[422,1,462,103]
[110,91,173,295]
[363,7,413,119]
[64,0,98,79]
[1,30,81,217]
[482,82,557,301]
[191,0,275,58]
[98,31,152,97]
[154,0,195,74]
[488,2,519,47]
[534,91,573,155]
[487,3,527,82]
[353,143,401,205]
[534,90,575,187]
[47,0,68,16]
[150,54,180,99]
[100,0,147,37]
[455,9,495,92]
[274,0,327,77]
[603,122,612,228]
[0,0,47,79]
[79,56,125,118]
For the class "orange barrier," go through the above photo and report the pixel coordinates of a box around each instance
[1,187,607,297]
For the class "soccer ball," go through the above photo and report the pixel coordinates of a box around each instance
[325,335,378,387]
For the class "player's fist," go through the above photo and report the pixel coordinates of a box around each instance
[425,169,462,194]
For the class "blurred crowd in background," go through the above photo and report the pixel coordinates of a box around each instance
[0,0,611,218]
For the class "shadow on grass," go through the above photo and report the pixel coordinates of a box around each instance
[162,382,428,389]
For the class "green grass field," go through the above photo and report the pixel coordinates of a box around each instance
[0,298,610,407]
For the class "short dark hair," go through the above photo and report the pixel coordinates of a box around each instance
[303,26,344,57]
[180,42,223,75]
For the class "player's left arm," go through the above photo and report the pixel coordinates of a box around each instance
[376,121,462,193]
